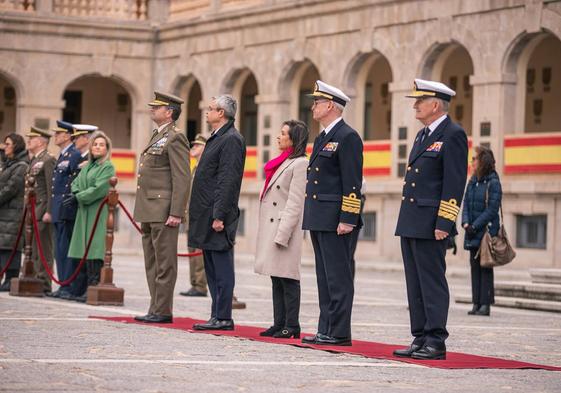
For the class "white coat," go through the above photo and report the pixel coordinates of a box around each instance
[254,156,308,281]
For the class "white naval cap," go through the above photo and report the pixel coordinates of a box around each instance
[406,78,456,102]
[308,80,351,107]
[72,124,98,137]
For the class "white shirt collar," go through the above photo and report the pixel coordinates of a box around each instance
[427,114,448,135]
[61,143,73,155]
[157,122,171,134]
[323,117,343,135]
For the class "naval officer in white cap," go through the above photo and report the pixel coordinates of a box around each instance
[301,80,364,346]
[393,78,468,360]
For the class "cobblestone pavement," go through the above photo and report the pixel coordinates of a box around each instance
[1,254,560,392]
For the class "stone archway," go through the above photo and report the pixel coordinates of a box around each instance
[0,73,18,141]
[221,68,259,146]
[174,75,203,142]
[344,51,393,140]
[503,31,561,135]
[419,43,474,135]
[62,75,133,149]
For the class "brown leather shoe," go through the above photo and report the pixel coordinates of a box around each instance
[232,296,246,309]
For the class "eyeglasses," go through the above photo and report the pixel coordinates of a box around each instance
[311,99,329,108]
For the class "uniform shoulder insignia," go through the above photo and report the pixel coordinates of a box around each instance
[438,198,460,222]
[342,192,361,214]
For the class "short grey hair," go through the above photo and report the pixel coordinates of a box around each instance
[37,136,49,146]
[435,98,449,113]
[214,95,237,120]
[333,101,345,113]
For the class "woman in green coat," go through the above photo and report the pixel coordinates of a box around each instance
[67,131,115,301]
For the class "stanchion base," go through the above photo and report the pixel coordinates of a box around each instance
[9,277,44,297]
[87,285,124,306]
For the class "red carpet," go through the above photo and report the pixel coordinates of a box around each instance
[91,316,561,371]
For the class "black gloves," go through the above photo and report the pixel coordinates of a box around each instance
[465,225,477,236]
[62,193,77,208]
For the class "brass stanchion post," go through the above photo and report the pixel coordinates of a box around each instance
[10,176,44,297]
[87,177,124,305]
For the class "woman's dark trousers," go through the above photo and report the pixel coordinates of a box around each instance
[470,249,495,305]
[271,276,301,329]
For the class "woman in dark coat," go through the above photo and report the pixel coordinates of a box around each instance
[0,133,29,291]
[461,145,502,316]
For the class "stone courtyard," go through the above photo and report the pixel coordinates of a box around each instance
[1,253,560,392]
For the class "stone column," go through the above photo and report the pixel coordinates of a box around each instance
[470,74,517,176]
[34,0,53,14]
[148,0,170,24]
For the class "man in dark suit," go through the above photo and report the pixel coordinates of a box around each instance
[394,79,468,360]
[301,81,363,346]
[189,95,246,331]
[46,120,82,298]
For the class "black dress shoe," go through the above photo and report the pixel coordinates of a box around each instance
[273,327,300,339]
[411,345,446,360]
[315,334,352,346]
[301,334,319,344]
[134,314,152,322]
[193,318,234,330]
[143,314,173,324]
[179,288,207,297]
[474,304,490,316]
[467,304,480,315]
[393,344,423,358]
[59,291,76,300]
[259,325,282,337]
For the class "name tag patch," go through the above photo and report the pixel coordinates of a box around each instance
[426,142,443,152]
[322,142,339,152]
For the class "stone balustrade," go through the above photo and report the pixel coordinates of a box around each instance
[53,0,147,20]
[0,0,35,11]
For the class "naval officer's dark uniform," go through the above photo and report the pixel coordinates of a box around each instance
[51,122,82,294]
[302,118,363,341]
[395,115,468,352]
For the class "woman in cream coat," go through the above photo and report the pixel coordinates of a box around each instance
[255,120,309,339]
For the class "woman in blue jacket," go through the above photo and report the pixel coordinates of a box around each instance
[461,146,502,316]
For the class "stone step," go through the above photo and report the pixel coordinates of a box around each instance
[455,294,561,313]
[495,281,561,302]
[530,268,561,285]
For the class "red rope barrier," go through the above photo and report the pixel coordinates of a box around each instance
[31,197,108,287]
[0,208,26,277]
[116,200,202,258]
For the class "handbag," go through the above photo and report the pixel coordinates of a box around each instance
[477,182,516,268]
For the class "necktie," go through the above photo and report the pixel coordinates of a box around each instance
[318,130,326,143]
[420,127,429,143]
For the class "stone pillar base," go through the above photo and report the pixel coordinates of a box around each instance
[9,277,44,297]
[87,285,124,306]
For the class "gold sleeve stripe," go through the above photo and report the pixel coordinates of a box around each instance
[342,200,362,207]
[438,205,460,216]
[342,205,360,214]
[440,199,459,210]
[438,210,458,222]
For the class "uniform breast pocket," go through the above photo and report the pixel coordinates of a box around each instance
[318,151,334,158]
[421,151,440,158]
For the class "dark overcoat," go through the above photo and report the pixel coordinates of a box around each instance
[0,150,29,250]
[188,120,246,251]
[462,171,502,250]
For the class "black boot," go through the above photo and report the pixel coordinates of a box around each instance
[475,304,491,316]
[0,270,19,292]
[467,304,480,315]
